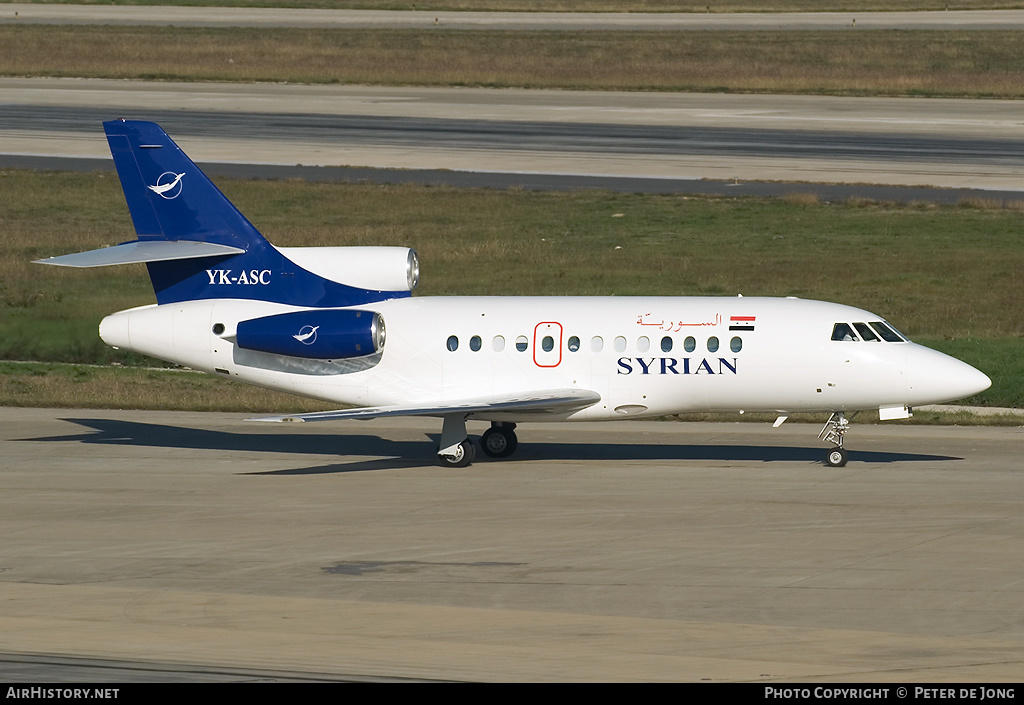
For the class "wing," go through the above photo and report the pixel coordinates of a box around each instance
[250,388,601,423]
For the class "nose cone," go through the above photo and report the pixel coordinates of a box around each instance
[907,344,991,405]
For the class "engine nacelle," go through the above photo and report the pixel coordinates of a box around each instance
[275,246,419,292]
[236,309,385,360]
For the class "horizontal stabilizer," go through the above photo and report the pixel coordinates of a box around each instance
[34,240,245,268]
[250,389,601,423]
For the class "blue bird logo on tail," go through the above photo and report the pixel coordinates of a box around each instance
[147,172,185,199]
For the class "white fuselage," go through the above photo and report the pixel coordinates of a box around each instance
[99,295,989,421]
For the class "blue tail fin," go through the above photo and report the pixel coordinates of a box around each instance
[101,119,408,308]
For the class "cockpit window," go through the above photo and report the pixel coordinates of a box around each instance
[870,321,906,342]
[833,320,908,342]
[853,323,880,342]
[831,323,859,341]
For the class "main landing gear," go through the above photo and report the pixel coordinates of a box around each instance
[436,417,519,468]
[481,423,518,458]
[818,411,853,467]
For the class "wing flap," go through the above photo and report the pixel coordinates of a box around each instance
[250,388,601,423]
[34,240,244,268]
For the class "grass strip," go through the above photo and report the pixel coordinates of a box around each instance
[0,361,336,412]
[5,25,1024,96]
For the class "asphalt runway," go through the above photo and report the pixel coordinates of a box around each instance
[9,103,1024,165]
[4,79,1024,191]
[2,407,1023,681]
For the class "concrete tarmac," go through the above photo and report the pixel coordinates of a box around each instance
[4,5,1024,31]
[2,407,1023,681]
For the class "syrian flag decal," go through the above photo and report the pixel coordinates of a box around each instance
[729,316,756,331]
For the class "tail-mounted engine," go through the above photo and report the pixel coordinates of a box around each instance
[236,309,385,360]
[276,246,419,293]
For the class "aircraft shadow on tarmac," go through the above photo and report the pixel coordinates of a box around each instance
[21,417,962,474]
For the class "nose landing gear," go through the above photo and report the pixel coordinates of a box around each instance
[819,411,852,467]
[827,446,849,468]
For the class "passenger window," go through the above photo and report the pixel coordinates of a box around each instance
[447,335,459,352]
[567,336,580,352]
[470,335,482,351]
[542,336,554,352]
[853,323,879,342]
[492,335,505,351]
[870,321,905,342]
[831,323,858,341]
[730,336,742,353]
[591,336,604,352]
[683,336,696,353]
[614,336,626,352]
[661,336,673,353]
[707,336,719,353]
[637,336,650,353]
[516,335,528,352]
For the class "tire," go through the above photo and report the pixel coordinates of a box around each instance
[438,439,475,468]
[826,448,849,467]
[481,427,518,458]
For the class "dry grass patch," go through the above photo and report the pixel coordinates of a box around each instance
[957,196,1004,209]
[954,196,1024,210]
[783,192,819,206]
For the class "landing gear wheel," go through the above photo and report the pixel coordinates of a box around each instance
[826,447,849,467]
[819,412,853,468]
[481,426,518,458]
[438,439,475,468]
